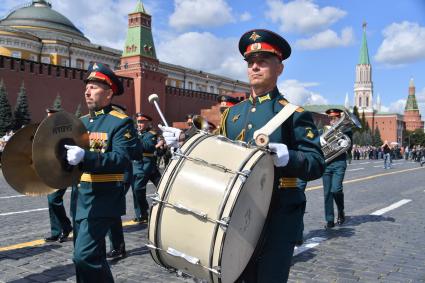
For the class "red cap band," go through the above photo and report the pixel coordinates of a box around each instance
[88,71,118,94]
[244,42,283,60]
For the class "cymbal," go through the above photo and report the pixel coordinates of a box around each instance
[32,111,89,189]
[1,124,57,196]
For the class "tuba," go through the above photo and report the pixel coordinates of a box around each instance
[321,109,361,163]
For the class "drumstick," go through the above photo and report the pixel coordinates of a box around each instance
[148,94,169,127]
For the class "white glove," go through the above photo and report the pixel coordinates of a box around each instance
[268,142,289,167]
[158,125,182,148]
[338,139,349,148]
[320,136,326,146]
[64,145,85,165]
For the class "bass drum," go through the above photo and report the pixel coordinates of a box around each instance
[148,132,274,283]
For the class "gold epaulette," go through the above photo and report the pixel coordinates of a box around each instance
[278,99,304,112]
[149,130,157,135]
[109,110,128,119]
[218,108,230,137]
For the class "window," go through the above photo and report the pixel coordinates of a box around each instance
[41,56,50,64]
[188,81,193,90]
[11,51,21,58]
[29,54,38,62]
[76,59,84,69]
[61,58,69,67]
[209,85,215,93]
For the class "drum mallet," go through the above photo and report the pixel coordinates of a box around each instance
[148,93,169,127]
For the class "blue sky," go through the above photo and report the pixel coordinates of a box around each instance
[1,0,425,115]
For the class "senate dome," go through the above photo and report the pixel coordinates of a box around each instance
[0,0,88,42]
[0,0,121,69]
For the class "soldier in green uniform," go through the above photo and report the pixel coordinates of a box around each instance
[106,104,134,260]
[44,108,73,243]
[161,29,325,283]
[65,63,139,283]
[321,108,352,228]
[132,113,161,223]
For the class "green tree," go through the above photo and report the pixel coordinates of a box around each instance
[52,93,63,111]
[75,103,82,118]
[352,106,361,133]
[373,127,383,147]
[352,131,361,146]
[360,111,369,132]
[0,80,13,136]
[13,81,31,130]
[362,129,372,146]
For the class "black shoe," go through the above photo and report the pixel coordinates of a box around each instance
[58,229,72,243]
[324,221,335,229]
[337,212,345,225]
[140,215,148,224]
[44,235,60,242]
[107,247,127,259]
[294,239,303,247]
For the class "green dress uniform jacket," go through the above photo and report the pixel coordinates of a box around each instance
[132,129,159,219]
[71,104,139,283]
[132,130,157,174]
[220,87,325,283]
[322,129,352,222]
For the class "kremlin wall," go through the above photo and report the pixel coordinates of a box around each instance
[0,0,423,142]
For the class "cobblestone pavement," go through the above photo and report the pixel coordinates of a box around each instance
[0,159,425,282]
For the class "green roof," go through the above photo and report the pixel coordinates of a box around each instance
[134,0,146,13]
[303,104,345,114]
[359,23,370,65]
[122,2,156,58]
[405,94,419,111]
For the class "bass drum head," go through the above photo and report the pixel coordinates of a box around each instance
[220,153,274,283]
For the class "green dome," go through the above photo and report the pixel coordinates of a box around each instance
[0,0,88,41]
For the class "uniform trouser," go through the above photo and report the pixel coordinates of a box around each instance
[107,183,130,251]
[322,160,346,222]
[47,188,72,237]
[296,179,308,242]
[132,174,150,218]
[132,169,161,218]
[237,190,305,283]
[73,217,117,283]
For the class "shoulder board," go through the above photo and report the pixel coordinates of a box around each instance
[278,98,289,106]
[149,130,157,135]
[278,99,304,112]
[109,110,128,119]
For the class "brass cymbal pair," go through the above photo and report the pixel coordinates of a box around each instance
[1,112,89,196]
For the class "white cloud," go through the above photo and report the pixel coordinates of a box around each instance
[296,27,354,49]
[375,21,425,65]
[278,79,328,105]
[169,0,234,31]
[54,0,144,49]
[266,0,346,34]
[240,12,252,22]
[383,99,406,114]
[156,32,246,80]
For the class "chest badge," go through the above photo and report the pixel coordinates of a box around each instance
[306,127,315,139]
[124,130,132,139]
[232,114,241,123]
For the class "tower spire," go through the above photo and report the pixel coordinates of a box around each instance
[122,1,156,59]
[359,22,370,65]
[405,78,419,111]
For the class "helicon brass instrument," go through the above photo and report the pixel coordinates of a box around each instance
[321,109,362,163]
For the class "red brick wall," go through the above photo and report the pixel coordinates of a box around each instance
[0,56,134,122]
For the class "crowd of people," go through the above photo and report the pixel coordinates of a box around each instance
[351,143,424,165]
[0,130,14,167]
